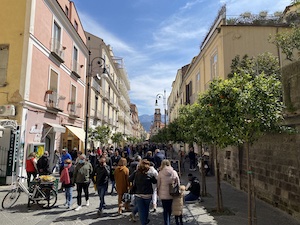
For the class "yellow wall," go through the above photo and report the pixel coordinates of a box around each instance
[0,0,28,122]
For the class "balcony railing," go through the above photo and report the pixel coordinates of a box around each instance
[68,102,80,117]
[50,38,65,63]
[94,110,103,120]
[44,90,65,111]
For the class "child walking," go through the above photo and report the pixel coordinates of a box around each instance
[172,185,186,225]
[60,159,74,209]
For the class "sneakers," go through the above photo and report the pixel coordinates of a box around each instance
[75,205,82,211]
[63,203,68,207]
[86,200,90,206]
[129,213,137,222]
[97,209,103,216]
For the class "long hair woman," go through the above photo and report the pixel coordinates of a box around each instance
[157,159,180,225]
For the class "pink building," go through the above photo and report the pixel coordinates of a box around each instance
[0,0,88,181]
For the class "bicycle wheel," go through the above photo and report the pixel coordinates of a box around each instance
[2,188,21,209]
[36,187,57,209]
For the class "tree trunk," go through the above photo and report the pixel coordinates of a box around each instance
[246,142,252,225]
[201,156,207,196]
[215,146,224,212]
[252,166,257,225]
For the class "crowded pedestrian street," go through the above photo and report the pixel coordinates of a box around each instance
[0,159,299,225]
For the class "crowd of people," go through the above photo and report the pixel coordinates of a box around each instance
[25,145,203,225]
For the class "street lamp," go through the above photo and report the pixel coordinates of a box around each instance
[84,52,109,152]
[155,89,167,127]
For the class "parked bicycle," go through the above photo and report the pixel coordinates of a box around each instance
[1,175,57,209]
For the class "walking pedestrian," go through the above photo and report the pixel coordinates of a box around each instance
[72,154,93,211]
[60,159,74,209]
[148,161,158,212]
[52,149,61,173]
[188,147,197,171]
[172,185,185,225]
[129,159,157,225]
[154,149,165,170]
[93,156,110,215]
[114,157,130,214]
[60,149,72,174]
[110,150,121,194]
[157,159,180,225]
[26,152,38,187]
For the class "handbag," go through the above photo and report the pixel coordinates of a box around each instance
[169,181,180,196]
[122,192,132,202]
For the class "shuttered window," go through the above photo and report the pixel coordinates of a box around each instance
[0,45,9,85]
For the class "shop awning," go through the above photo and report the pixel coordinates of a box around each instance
[66,125,85,143]
[44,122,66,133]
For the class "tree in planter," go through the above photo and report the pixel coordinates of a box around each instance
[111,132,124,148]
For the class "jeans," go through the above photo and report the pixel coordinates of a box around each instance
[97,184,107,210]
[111,180,116,193]
[184,192,199,202]
[76,183,89,206]
[161,199,173,225]
[132,196,138,215]
[65,187,73,207]
[136,196,152,225]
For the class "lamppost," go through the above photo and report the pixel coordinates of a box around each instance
[155,89,167,127]
[84,51,108,152]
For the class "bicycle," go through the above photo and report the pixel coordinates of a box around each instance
[1,176,57,209]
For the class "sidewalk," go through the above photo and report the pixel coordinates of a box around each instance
[0,168,299,225]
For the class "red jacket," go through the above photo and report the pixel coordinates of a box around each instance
[26,157,36,173]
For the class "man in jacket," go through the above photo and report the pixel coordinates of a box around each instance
[37,151,51,175]
[185,173,201,202]
[153,149,165,170]
[93,157,110,215]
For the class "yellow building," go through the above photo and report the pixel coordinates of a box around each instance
[169,5,292,121]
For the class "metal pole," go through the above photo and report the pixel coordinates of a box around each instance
[84,51,91,153]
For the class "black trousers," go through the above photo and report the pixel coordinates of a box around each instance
[76,182,89,206]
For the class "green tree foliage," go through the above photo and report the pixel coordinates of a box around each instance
[88,125,111,145]
[111,132,124,147]
[270,26,300,61]
[228,53,281,80]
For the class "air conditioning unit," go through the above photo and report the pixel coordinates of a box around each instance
[0,105,16,116]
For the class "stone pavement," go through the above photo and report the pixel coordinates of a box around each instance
[0,169,299,225]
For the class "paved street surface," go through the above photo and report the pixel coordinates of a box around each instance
[0,170,299,225]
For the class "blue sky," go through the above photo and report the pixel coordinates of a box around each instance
[72,0,290,115]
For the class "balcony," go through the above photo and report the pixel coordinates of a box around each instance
[71,59,81,79]
[103,91,109,101]
[50,38,65,63]
[94,110,103,120]
[44,90,65,112]
[91,78,103,95]
[67,102,81,118]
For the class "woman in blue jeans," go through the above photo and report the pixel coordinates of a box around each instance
[129,159,157,225]
[157,159,180,225]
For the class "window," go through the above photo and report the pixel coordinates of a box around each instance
[50,69,58,93]
[52,21,62,53]
[74,20,78,31]
[65,6,69,17]
[71,84,76,103]
[196,72,200,93]
[72,46,78,72]
[0,45,9,85]
[211,52,218,79]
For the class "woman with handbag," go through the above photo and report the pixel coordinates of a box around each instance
[157,159,180,225]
